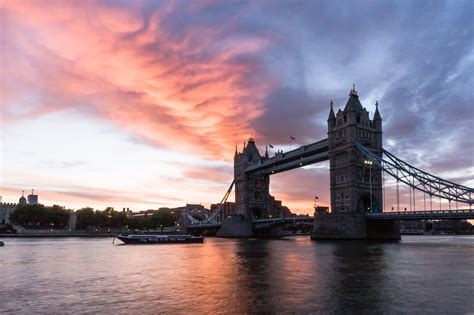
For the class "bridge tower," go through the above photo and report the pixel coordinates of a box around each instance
[217,138,271,237]
[328,86,383,214]
[312,86,399,240]
[234,138,270,220]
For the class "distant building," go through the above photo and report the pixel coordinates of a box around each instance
[314,206,329,215]
[400,220,473,234]
[0,190,40,225]
[27,189,39,205]
[0,202,17,225]
[19,191,27,205]
[211,202,236,220]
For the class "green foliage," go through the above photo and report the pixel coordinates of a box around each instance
[11,204,181,230]
[75,207,126,229]
[75,207,96,229]
[128,209,179,230]
[10,204,70,228]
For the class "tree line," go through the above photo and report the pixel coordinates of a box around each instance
[10,204,70,228]
[10,204,180,230]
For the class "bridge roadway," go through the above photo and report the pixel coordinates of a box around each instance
[365,209,474,220]
[245,138,329,175]
[186,209,474,230]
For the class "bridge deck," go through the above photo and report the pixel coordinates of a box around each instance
[365,209,474,220]
[245,138,328,175]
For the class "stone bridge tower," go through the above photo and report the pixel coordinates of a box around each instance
[218,138,271,237]
[234,138,270,220]
[312,86,399,240]
[327,86,383,214]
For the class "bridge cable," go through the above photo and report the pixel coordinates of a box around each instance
[413,187,416,211]
[354,141,474,206]
[382,170,386,212]
[396,169,400,211]
[409,185,412,211]
[185,179,235,225]
[424,192,426,211]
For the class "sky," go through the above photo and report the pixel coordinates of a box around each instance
[1,0,473,214]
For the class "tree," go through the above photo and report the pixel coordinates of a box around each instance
[10,204,70,228]
[75,207,96,229]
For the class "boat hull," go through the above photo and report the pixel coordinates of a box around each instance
[115,235,204,245]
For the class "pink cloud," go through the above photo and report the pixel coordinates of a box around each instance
[1,1,272,160]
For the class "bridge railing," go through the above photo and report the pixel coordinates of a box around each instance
[366,209,474,220]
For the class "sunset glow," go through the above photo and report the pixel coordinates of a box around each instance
[1,0,473,213]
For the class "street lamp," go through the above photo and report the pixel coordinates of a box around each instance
[364,160,373,213]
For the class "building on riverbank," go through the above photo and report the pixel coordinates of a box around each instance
[0,190,40,225]
[0,202,17,225]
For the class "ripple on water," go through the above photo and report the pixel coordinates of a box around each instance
[1,236,473,313]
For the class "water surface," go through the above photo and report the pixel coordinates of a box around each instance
[1,236,473,313]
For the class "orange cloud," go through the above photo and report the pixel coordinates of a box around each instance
[1,1,272,160]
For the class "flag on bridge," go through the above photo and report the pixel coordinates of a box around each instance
[269,144,274,148]
[315,196,319,200]
[290,136,296,141]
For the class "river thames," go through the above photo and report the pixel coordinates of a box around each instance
[1,236,473,314]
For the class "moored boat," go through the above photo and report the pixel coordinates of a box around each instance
[115,234,204,245]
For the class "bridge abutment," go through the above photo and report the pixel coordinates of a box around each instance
[311,212,367,240]
[366,220,400,240]
[216,215,253,237]
[311,212,400,240]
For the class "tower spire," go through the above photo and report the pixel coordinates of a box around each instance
[328,100,335,122]
[265,146,269,159]
[374,100,382,121]
[350,84,358,96]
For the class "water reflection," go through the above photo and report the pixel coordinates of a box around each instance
[326,242,391,313]
[1,236,473,313]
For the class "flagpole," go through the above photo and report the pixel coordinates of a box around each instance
[290,136,296,150]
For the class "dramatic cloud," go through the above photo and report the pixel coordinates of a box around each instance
[1,0,472,212]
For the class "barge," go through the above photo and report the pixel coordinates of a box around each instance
[115,234,204,245]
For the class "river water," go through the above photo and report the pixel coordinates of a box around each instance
[1,236,473,314]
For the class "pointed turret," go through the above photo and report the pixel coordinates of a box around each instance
[328,100,335,121]
[264,146,269,159]
[243,137,260,160]
[374,101,382,121]
[234,145,238,158]
[373,100,382,132]
[343,84,364,113]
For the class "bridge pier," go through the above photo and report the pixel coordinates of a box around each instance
[311,212,400,240]
[217,215,253,237]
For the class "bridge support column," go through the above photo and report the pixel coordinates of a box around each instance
[178,211,188,235]
[311,212,367,240]
[366,220,400,240]
[216,215,253,237]
[311,212,400,240]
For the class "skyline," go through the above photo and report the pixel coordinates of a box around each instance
[1,0,473,213]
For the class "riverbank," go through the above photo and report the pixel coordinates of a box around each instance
[0,233,113,238]
[0,228,181,238]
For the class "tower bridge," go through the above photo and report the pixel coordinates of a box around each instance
[182,86,474,240]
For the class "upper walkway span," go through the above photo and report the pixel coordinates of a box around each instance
[245,138,329,175]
